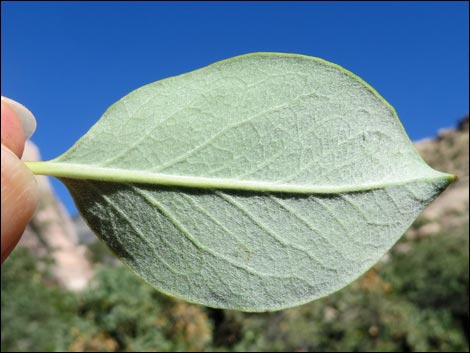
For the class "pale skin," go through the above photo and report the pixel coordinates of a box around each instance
[1,100,38,263]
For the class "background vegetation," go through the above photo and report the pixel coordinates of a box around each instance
[2,219,468,352]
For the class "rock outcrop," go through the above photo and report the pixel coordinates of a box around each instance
[408,115,469,238]
[19,141,92,291]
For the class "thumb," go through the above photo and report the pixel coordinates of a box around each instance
[1,145,38,262]
[1,98,38,263]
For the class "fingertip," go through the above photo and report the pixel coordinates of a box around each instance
[1,97,37,140]
[1,100,26,157]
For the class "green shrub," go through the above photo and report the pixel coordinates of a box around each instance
[1,248,78,352]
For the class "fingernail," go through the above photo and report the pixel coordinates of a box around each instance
[1,96,37,139]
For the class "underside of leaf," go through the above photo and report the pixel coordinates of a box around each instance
[25,53,454,311]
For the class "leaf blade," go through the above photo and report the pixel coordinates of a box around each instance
[26,53,454,311]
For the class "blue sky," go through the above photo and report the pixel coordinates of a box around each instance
[2,1,469,215]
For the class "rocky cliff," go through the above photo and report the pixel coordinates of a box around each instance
[19,141,92,291]
[407,115,469,239]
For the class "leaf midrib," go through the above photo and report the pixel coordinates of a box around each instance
[25,161,454,194]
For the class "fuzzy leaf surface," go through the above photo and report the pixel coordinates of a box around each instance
[27,53,453,311]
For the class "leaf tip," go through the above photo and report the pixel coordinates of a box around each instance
[448,174,458,183]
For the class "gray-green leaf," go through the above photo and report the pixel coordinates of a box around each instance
[26,53,454,311]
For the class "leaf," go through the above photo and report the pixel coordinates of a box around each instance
[26,53,454,311]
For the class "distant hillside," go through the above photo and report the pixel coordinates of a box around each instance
[407,115,469,239]
[417,116,469,178]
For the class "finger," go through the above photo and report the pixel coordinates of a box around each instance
[1,97,37,140]
[1,100,26,157]
[1,145,38,263]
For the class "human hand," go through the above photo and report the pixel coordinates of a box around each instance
[1,97,38,263]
